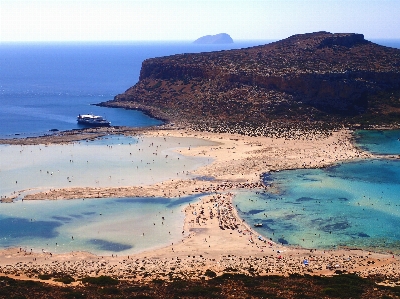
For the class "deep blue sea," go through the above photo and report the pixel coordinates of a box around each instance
[0,40,270,138]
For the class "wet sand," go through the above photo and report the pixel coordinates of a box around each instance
[0,127,399,285]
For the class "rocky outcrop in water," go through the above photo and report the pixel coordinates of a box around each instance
[193,33,234,44]
[103,32,400,128]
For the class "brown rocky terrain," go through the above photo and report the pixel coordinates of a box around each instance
[1,273,400,299]
[101,31,400,131]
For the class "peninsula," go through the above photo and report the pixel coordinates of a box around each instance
[102,31,400,132]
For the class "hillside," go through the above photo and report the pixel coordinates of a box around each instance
[102,32,400,131]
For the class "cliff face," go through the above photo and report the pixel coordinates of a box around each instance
[107,32,400,127]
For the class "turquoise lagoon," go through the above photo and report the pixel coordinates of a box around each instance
[234,131,400,254]
[0,135,216,255]
[354,129,400,155]
[0,195,200,255]
[0,135,215,199]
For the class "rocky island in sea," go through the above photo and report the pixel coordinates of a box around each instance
[102,31,400,131]
[193,33,234,44]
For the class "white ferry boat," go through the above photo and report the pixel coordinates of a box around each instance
[77,114,111,127]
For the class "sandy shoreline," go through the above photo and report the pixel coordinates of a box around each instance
[0,127,399,285]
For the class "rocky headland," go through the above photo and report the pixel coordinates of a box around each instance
[101,31,400,133]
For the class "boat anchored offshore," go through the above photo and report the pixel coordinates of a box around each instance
[77,114,111,127]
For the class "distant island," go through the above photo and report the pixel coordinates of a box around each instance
[102,31,400,132]
[193,33,233,44]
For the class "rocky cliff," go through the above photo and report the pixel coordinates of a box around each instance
[104,32,400,129]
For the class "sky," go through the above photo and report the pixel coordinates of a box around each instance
[1,0,400,42]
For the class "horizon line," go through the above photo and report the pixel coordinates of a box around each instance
[0,39,277,44]
[1,36,399,44]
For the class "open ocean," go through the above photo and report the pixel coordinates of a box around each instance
[0,39,400,255]
[0,40,270,138]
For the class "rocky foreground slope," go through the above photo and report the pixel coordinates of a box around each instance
[103,32,400,130]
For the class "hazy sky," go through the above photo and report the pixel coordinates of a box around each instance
[1,0,399,42]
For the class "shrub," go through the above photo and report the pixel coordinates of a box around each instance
[38,274,52,280]
[63,291,86,299]
[99,287,120,295]
[177,285,221,298]
[152,279,164,284]
[247,288,272,297]
[54,275,75,284]
[318,274,369,299]
[204,269,217,278]
[125,285,151,292]
[81,275,118,286]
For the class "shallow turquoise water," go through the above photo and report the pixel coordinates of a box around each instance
[354,129,400,155]
[234,133,400,254]
[0,195,200,255]
[0,134,216,255]
[0,135,215,199]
